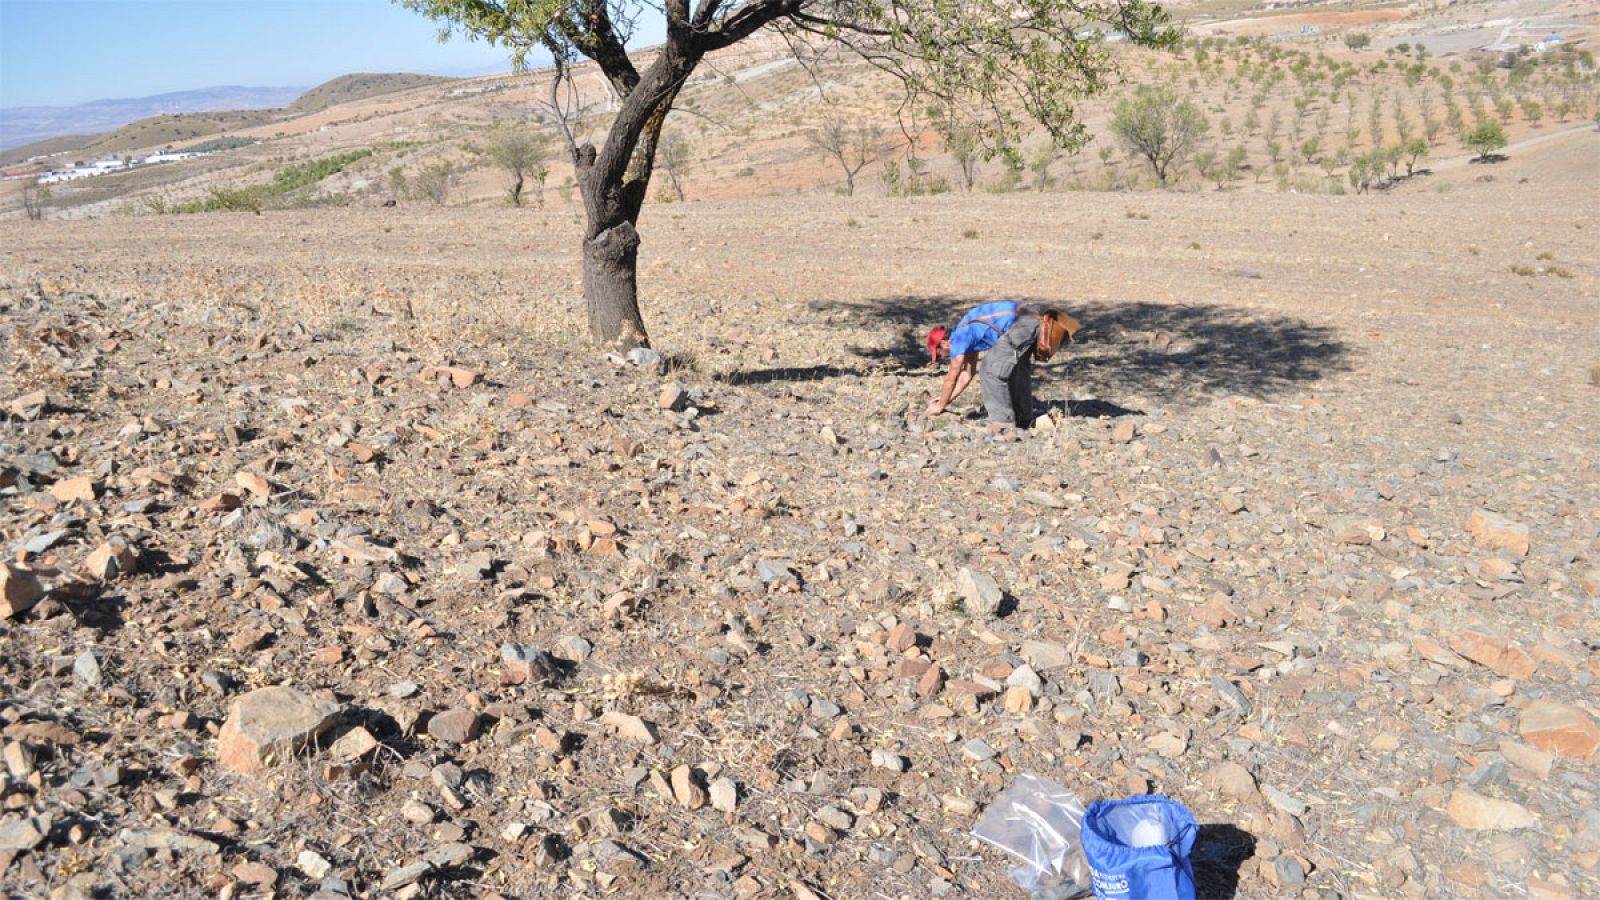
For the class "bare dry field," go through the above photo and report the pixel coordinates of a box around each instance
[2,116,1598,900]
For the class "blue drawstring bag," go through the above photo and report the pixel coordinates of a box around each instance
[1080,795,1198,900]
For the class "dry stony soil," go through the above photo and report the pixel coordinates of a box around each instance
[1,129,1598,900]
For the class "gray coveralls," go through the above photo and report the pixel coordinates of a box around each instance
[978,313,1041,427]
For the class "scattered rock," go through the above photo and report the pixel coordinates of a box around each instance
[0,817,44,852]
[50,476,98,504]
[659,382,688,411]
[954,568,1003,617]
[1445,786,1535,830]
[1518,700,1600,761]
[1206,762,1260,802]
[330,726,379,761]
[1468,509,1529,557]
[1,563,46,618]
[73,650,103,687]
[500,644,561,686]
[1020,639,1072,670]
[297,849,333,880]
[600,711,658,744]
[82,538,138,580]
[710,777,738,813]
[217,686,341,774]
[427,707,481,745]
[671,765,707,810]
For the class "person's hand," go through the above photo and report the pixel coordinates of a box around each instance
[926,399,946,416]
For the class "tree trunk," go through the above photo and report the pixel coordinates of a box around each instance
[510,171,524,207]
[582,221,649,351]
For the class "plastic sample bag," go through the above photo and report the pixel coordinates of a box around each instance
[1080,795,1198,900]
[972,774,1091,898]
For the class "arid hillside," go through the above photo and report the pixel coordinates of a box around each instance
[1,101,1597,900]
[4,0,1597,221]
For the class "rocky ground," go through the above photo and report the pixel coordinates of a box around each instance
[1,130,1598,900]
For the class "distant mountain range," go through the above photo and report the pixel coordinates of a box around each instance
[0,85,308,151]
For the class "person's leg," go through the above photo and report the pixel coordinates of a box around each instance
[1009,355,1034,428]
[980,365,1016,425]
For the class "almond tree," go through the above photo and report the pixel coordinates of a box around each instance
[807,115,885,196]
[477,123,550,206]
[1110,83,1209,187]
[399,0,1177,351]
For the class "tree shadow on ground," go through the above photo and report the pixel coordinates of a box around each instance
[1038,398,1144,419]
[808,294,1353,405]
[1192,823,1257,899]
[716,363,867,386]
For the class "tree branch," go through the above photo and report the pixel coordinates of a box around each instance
[692,0,725,28]
[695,0,800,52]
[560,0,640,96]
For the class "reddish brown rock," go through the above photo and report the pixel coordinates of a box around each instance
[884,622,916,653]
[1,563,46,619]
[671,765,707,810]
[234,470,271,499]
[50,476,97,504]
[1002,686,1033,714]
[217,687,340,775]
[1205,761,1261,803]
[1332,517,1384,545]
[1445,787,1535,830]
[1578,569,1600,599]
[427,707,481,745]
[330,726,379,762]
[1498,741,1554,780]
[1468,509,1529,557]
[1450,630,1505,669]
[82,538,138,581]
[420,365,481,388]
[1519,700,1600,761]
[1491,647,1537,681]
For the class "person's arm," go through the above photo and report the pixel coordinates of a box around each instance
[927,352,978,415]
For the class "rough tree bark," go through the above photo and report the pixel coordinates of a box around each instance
[565,1,714,351]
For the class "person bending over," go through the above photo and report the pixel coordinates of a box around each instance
[925,301,1079,428]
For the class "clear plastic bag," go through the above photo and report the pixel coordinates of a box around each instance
[972,773,1091,898]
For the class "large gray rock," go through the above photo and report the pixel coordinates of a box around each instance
[954,568,1003,617]
[217,686,340,775]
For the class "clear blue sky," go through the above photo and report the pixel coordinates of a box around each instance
[1,0,661,108]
